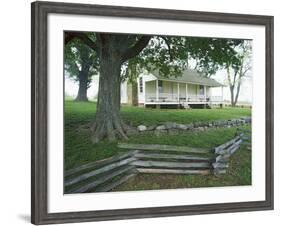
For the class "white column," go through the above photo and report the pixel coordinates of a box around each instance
[204,85,207,101]
[209,87,212,102]
[143,79,146,104]
[185,83,188,102]
[177,83,180,102]
[156,80,159,101]
[221,86,224,102]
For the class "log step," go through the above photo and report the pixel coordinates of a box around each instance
[65,151,136,177]
[68,165,135,193]
[214,135,241,154]
[136,168,210,175]
[118,143,210,154]
[130,160,210,168]
[95,171,137,192]
[215,139,242,155]
[134,152,212,162]
[65,156,136,187]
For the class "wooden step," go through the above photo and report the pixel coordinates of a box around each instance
[130,160,210,168]
[65,151,136,177]
[68,165,135,193]
[134,152,212,162]
[65,156,136,187]
[95,171,138,192]
[215,136,241,154]
[136,168,210,175]
[118,143,210,154]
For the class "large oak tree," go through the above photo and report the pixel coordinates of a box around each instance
[64,39,98,101]
[65,32,242,143]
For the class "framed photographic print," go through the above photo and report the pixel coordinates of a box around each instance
[31,1,274,224]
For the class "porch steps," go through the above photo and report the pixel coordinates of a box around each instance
[181,102,190,109]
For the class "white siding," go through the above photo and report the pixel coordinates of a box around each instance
[120,80,128,104]
[138,74,158,104]
[188,84,197,95]
[179,83,186,98]
[145,80,156,97]
[206,86,211,96]
[137,76,145,104]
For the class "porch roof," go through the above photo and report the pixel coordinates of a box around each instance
[152,69,223,87]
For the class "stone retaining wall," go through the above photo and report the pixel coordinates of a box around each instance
[127,117,251,136]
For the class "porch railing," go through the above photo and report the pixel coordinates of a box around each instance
[145,93,223,103]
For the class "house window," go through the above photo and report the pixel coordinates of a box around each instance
[199,85,205,95]
[139,77,143,93]
[158,80,163,93]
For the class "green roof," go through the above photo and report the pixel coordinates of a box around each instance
[153,69,223,87]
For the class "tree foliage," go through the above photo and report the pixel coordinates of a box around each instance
[188,38,243,76]
[64,38,98,92]
[122,36,244,80]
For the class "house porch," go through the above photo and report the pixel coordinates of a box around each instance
[144,80,223,108]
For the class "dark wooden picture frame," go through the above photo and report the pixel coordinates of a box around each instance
[31,1,274,225]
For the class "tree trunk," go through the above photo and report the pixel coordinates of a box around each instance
[131,80,139,106]
[131,63,138,106]
[75,71,88,102]
[91,42,128,143]
[234,80,241,106]
[227,66,235,107]
[229,85,235,107]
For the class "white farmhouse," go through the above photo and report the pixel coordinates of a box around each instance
[121,69,224,108]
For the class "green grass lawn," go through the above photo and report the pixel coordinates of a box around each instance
[64,100,251,190]
[65,100,251,127]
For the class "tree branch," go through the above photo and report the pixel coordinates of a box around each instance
[160,36,173,61]
[233,69,238,85]
[121,36,151,62]
[64,33,76,45]
[74,61,80,73]
[242,65,251,77]
[64,32,98,52]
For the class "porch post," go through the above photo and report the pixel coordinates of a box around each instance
[156,80,159,101]
[209,87,212,102]
[204,85,207,101]
[185,83,188,102]
[177,83,180,102]
[143,79,146,104]
[221,86,224,102]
